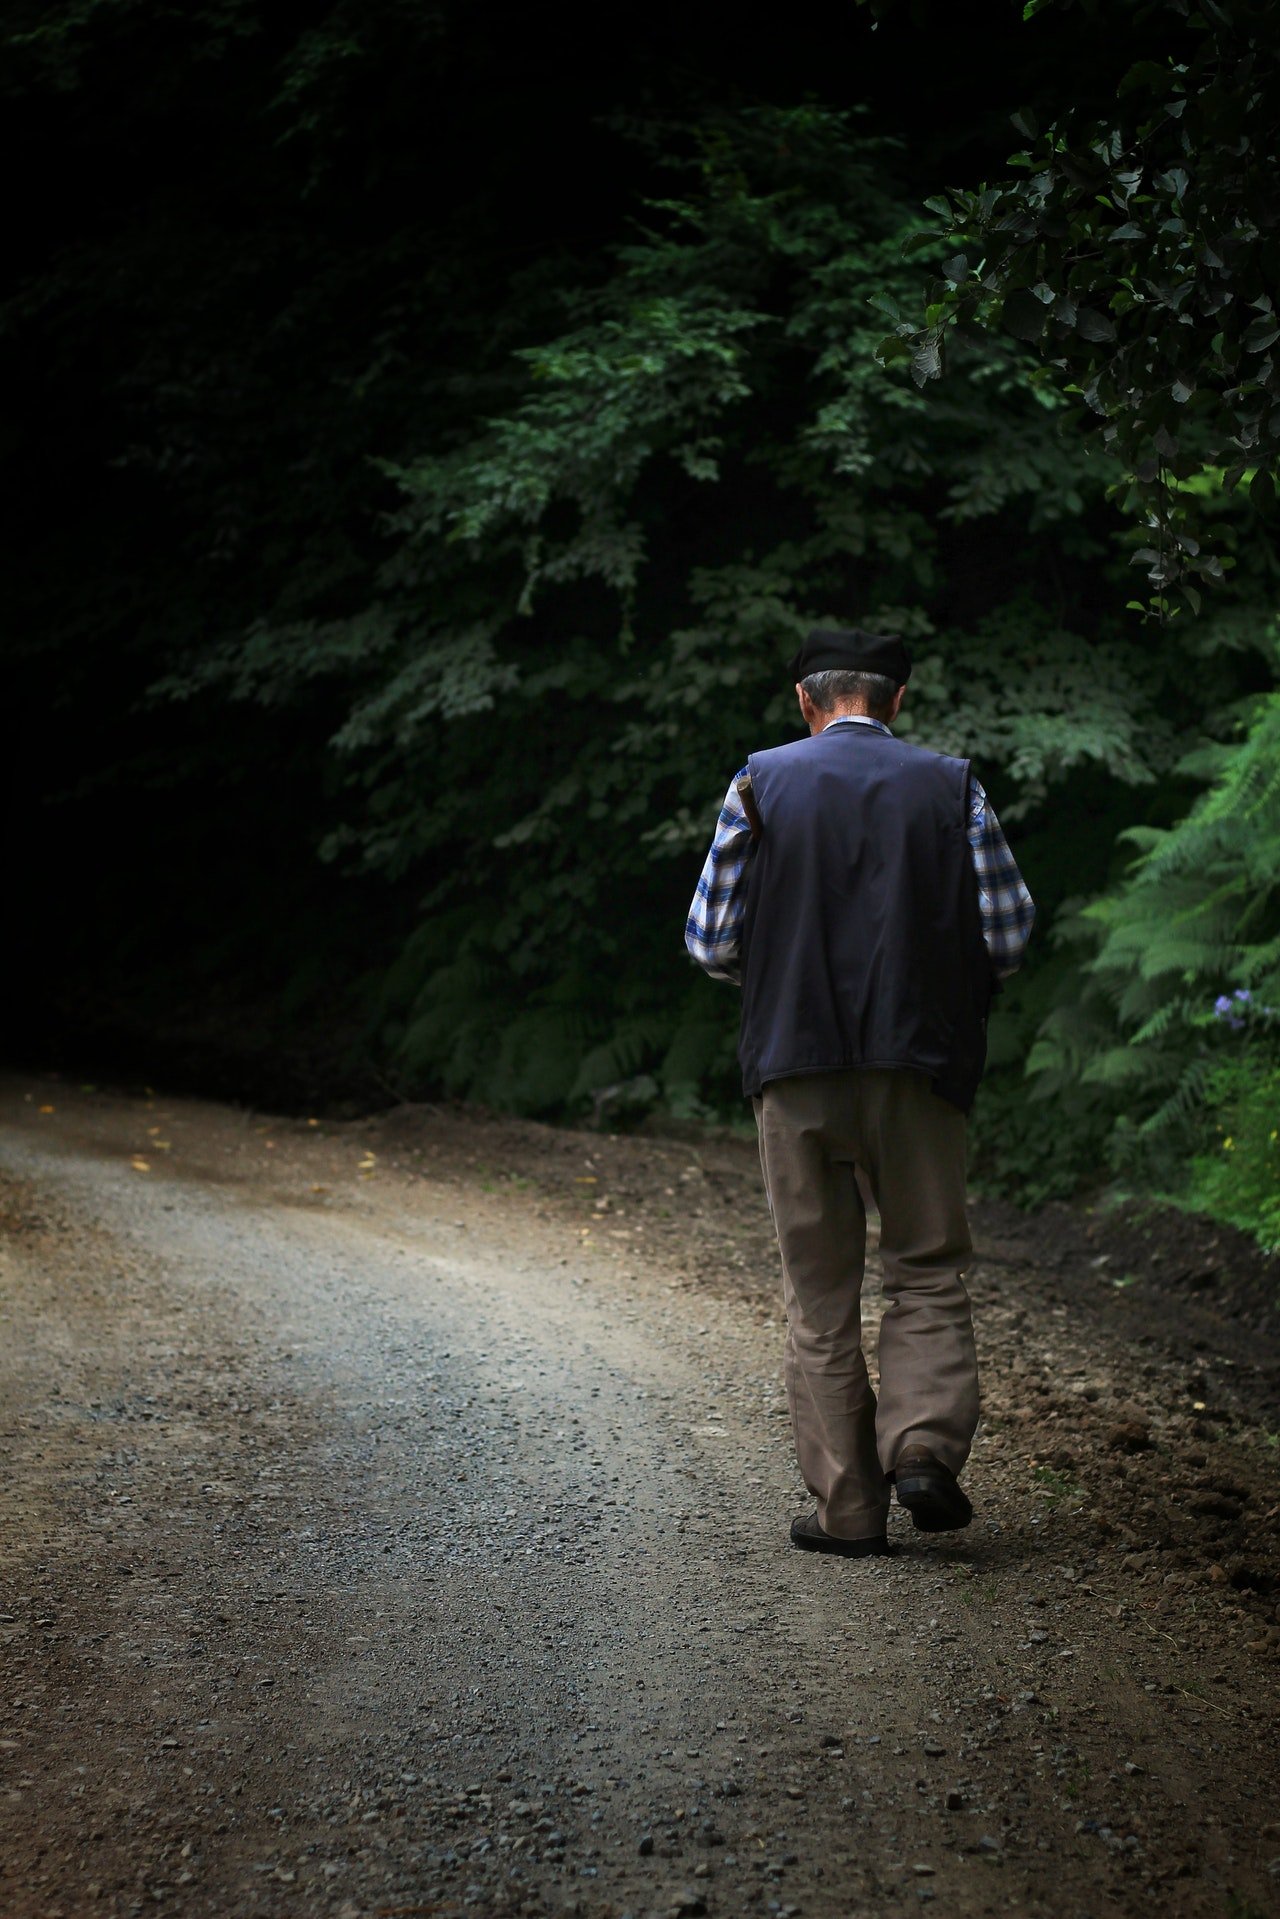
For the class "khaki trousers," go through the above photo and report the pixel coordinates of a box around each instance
[754,1068,978,1540]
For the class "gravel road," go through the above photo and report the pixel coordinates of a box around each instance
[2,1076,1278,1919]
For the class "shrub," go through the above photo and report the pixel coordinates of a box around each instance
[1188,1055,1280,1253]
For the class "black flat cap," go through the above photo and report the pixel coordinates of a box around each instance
[788,625,912,687]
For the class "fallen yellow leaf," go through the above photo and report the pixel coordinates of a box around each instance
[311,1184,330,1194]
[39,1104,55,1114]
[131,1158,150,1173]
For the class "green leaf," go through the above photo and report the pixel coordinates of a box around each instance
[1249,468,1276,513]
[1156,167,1189,202]
[1003,287,1049,342]
[1244,317,1280,354]
[873,333,913,366]
[1076,308,1117,343]
[1117,60,1180,99]
[910,338,942,386]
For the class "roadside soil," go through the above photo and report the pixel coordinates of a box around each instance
[2,1072,1279,1919]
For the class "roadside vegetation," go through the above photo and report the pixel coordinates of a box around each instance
[7,0,1277,1247]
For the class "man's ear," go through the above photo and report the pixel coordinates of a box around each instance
[889,685,906,723]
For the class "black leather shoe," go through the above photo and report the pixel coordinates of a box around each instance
[789,1511,893,1558]
[891,1449,972,1532]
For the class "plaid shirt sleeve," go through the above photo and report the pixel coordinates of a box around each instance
[968,777,1035,977]
[684,770,754,983]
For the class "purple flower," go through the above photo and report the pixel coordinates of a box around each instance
[1212,986,1274,1031]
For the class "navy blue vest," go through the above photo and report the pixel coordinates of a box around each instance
[738,724,992,1112]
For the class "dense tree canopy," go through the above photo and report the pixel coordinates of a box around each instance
[4,0,1277,1242]
[874,0,1280,609]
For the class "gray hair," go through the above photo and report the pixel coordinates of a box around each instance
[800,669,897,720]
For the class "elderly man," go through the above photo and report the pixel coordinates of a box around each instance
[686,626,1034,1557]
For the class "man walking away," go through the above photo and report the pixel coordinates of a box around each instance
[685,626,1035,1557]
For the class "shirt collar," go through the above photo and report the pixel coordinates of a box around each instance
[824,715,893,736]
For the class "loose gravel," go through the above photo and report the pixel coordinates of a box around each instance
[1,1075,1278,1918]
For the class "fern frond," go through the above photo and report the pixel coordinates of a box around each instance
[568,1018,668,1099]
[1139,1055,1216,1139]
[1128,996,1199,1047]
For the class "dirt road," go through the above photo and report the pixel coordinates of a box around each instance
[2,1076,1279,1919]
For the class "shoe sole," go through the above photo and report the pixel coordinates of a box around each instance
[790,1525,893,1559]
[894,1471,973,1533]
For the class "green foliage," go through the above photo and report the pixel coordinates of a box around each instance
[1029,661,1280,1239]
[968,1069,1106,1207]
[1187,1056,1280,1252]
[968,946,1113,1203]
[876,0,1280,611]
[10,0,1278,1246]
[140,102,1272,1128]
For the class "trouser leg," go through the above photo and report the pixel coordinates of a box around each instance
[756,1078,890,1540]
[853,1070,978,1477]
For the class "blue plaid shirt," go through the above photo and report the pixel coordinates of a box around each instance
[685,716,1035,984]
